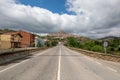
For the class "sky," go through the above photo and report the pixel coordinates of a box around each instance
[19,0,69,14]
[0,0,120,38]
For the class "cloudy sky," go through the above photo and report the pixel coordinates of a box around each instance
[0,0,120,38]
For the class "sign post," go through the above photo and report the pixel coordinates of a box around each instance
[118,45,120,51]
[103,41,108,54]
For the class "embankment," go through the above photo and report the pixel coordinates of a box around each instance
[68,47,120,62]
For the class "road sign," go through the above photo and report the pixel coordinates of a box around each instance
[103,41,108,54]
[103,41,108,48]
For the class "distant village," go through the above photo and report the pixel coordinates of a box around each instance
[0,29,78,49]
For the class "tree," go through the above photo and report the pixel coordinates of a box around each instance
[51,40,58,46]
[45,41,51,47]
[37,41,42,47]
[67,37,82,48]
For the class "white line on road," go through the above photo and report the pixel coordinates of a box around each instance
[57,46,61,80]
[0,59,29,73]
[96,62,102,65]
[0,49,51,73]
[107,67,118,73]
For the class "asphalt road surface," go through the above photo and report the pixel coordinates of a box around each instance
[0,45,120,80]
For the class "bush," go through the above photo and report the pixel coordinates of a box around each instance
[51,40,58,46]
[45,41,51,47]
[91,45,103,52]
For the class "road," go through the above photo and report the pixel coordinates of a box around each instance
[0,45,120,80]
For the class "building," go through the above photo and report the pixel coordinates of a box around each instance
[0,32,22,49]
[48,30,78,39]
[19,30,35,47]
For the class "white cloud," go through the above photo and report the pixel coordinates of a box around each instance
[66,0,120,38]
[0,0,120,38]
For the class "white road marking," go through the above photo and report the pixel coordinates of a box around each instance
[0,59,29,73]
[107,67,117,72]
[96,62,102,65]
[0,49,50,73]
[57,46,61,80]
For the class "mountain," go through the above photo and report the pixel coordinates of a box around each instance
[98,36,120,41]
[0,29,16,34]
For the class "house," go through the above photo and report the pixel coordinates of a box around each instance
[0,32,22,49]
[18,30,35,47]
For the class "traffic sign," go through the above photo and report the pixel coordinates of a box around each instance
[103,41,108,54]
[103,41,108,48]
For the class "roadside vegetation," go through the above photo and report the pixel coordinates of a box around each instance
[44,36,58,47]
[37,41,43,47]
[65,37,120,56]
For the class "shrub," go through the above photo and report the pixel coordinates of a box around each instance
[45,41,51,47]
[51,40,58,46]
[91,45,103,52]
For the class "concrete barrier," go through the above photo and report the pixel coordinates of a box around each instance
[68,47,120,62]
[0,47,37,55]
[0,47,48,64]
[0,52,30,64]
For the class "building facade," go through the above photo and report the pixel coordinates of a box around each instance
[0,32,22,49]
[19,30,35,48]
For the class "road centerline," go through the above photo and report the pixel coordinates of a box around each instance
[57,46,61,80]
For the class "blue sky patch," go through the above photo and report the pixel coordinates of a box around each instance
[19,0,69,14]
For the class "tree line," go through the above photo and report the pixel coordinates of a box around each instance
[65,37,120,55]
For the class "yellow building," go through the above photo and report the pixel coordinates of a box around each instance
[0,32,22,49]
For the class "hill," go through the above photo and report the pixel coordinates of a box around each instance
[0,29,16,34]
[98,36,120,41]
